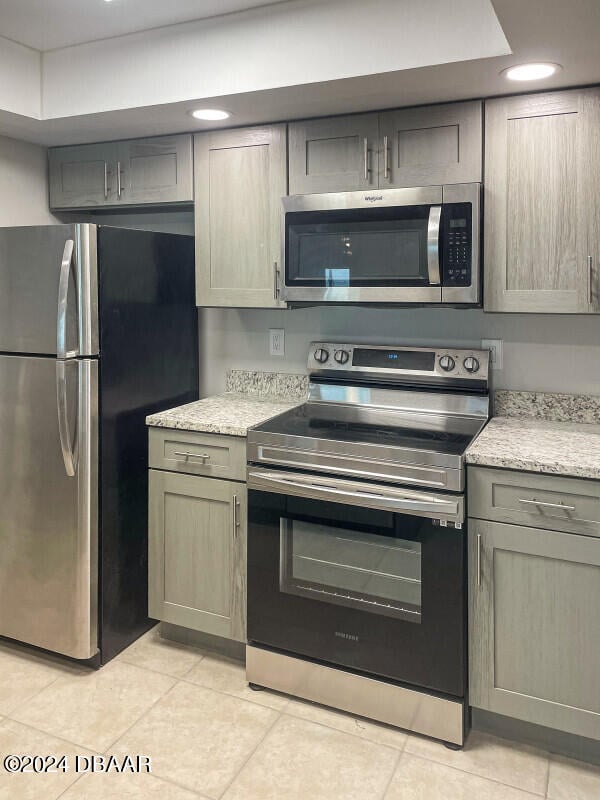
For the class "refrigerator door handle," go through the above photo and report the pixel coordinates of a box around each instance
[56,360,78,477]
[57,239,79,359]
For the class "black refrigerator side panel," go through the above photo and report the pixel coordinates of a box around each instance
[97,227,198,663]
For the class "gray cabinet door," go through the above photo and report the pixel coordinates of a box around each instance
[379,101,482,188]
[148,470,246,642]
[581,88,600,312]
[118,135,193,205]
[484,91,590,313]
[469,519,600,741]
[289,114,379,194]
[49,143,118,208]
[195,125,287,308]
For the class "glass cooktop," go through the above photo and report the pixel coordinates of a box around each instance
[257,405,473,456]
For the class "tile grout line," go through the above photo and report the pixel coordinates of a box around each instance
[379,747,404,800]
[403,751,548,798]
[117,650,206,681]
[100,677,183,755]
[177,674,289,714]
[215,708,283,799]
[4,675,64,722]
[0,717,103,755]
[544,754,551,798]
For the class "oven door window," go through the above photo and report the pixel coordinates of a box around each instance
[280,516,422,623]
[286,205,431,287]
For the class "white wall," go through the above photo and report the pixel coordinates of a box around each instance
[0,37,41,119]
[41,0,508,119]
[199,306,600,398]
[0,134,57,225]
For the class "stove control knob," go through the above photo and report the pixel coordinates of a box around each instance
[334,349,350,365]
[463,356,480,374]
[314,347,330,364]
[439,355,455,372]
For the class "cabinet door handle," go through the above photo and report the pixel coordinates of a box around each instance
[589,255,594,306]
[233,494,241,537]
[104,162,108,200]
[363,137,370,181]
[476,533,482,587]
[273,261,281,301]
[173,450,211,463]
[517,498,575,512]
[383,135,389,179]
[117,161,122,198]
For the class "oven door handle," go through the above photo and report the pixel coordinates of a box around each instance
[247,469,461,520]
[427,205,442,286]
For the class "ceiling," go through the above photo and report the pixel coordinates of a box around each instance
[0,0,288,51]
[0,0,599,146]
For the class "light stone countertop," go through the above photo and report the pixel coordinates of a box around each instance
[465,416,600,480]
[146,392,302,437]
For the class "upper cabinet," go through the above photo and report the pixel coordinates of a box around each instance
[194,124,287,308]
[48,142,118,209]
[116,136,194,206]
[48,134,194,209]
[289,101,482,195]
[380,101,482,188]
[288,113,380,194]
[484,89,600,313]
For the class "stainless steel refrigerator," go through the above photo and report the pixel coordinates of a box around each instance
[0,224,198,663]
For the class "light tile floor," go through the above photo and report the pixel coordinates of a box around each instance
[0,627,597,799]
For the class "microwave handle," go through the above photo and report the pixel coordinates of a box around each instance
[427,205,442,285]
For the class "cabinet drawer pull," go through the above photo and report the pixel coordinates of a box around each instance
[273,261,281,301]
[104,162,108,200]
[173,450,211,463]
[476,533,482,587]
[363,137,370,180]
[589,255,594,305]
[517,498,575,512]
[383,135,390,179]
[233,494,241,537]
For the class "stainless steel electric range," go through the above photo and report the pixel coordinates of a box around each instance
[245,342,490,747]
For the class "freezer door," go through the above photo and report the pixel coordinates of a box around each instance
[0,224,98,356]
[0,355,98,659]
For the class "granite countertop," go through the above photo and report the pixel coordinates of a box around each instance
[466,391,600,480]
[146,392,302,437]
[146,370,307,437]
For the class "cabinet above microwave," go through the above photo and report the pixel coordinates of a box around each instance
[281,183,481,307]
[288,101,483,195]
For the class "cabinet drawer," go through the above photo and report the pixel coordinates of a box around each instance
[149,428,246,481]
[468,466,600,536]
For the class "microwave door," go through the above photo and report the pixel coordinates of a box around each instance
[282,197,443,304]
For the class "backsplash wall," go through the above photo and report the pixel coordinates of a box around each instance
[200,306,600,399]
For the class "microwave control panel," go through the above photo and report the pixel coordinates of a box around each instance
[442,203,472,287]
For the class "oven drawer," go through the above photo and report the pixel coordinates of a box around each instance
[468,466,600,536]
[149,428,246,481]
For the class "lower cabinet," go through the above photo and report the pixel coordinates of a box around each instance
[469,518,600,740]
[148,469,247,642]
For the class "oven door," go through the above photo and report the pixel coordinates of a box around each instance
[247,469,466,698]
[282,188,443,304]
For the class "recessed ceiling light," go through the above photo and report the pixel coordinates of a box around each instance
[190,109,231,121]
[502,63,561,81]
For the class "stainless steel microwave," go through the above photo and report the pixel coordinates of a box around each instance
[281,184,480,305]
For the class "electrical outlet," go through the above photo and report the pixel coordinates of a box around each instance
[269,328,285,357]
[481,339,503,370]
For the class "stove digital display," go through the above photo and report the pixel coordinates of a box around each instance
[352,349,435,371]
